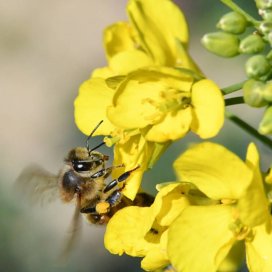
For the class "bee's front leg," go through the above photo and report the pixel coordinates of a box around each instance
[103,165,140,193]
[90,164,124,179]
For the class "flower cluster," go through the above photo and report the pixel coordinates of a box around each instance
[202,0,272,134]
[105,142,272,271]
[73,0,272,271]
[74,0,224,200]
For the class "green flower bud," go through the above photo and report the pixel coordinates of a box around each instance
[243,79,268,107]
[260,21,272,35]
[263,81,272,101]
[259,106,272,134]
[245,55,271,79]
[259,8,272,21]
[256,0,272,9]
[201,32,240,57]
[267,49,272,60]
[239,34,265,54]
[268,31,272,46]
[217,12,247,34]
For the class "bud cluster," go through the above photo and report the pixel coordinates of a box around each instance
[202,0,272,135]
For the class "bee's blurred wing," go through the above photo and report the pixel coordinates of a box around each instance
[59,193,82,262]
[15,164,59,205]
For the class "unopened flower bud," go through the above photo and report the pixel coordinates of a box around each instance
[259,8,272,20]
[259,106,272,134]
[267,31,272,46]
[268,48,272,60]
[263,81,272,101]
[201,32,240,57]
[243,79,268,107]
[245,55,271,79]
[239,34,265,54]
[217,12,247,34]
[260,21,272,35]
[256,0,272,9]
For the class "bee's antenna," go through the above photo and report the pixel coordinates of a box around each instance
[86,120,104,154]
[90,141,106,153]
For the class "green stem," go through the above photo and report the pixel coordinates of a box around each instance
[221,81,245,95]
[220,0,260,27]
[225,96,244,106]
[226,110,272,150]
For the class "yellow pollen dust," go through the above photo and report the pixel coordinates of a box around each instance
[96,202,110,214]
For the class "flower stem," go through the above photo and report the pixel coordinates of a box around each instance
[220,0,260,27]
[225,96,244,106]
[226,110,272,150]
[221,81,245,95]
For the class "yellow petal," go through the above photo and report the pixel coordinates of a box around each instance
[152,183,182,214]
[127,0,188,66]
[91,66,116,79]
[173,142,252,199]
[141,230,169,271]
[145,108,192,142]
[109,50,153,74]
[154,185,190,226]
[238,143,270,228]
[246,223,272,272]
[191,79,224,138]
[265,168,272,184]
[104,206,155,256]
[107,71,166,129]
[168,205,235,272]
[108,68,193,130]
[217,241,245,272]
[112,134,154,200]
[104,22,135,59]
[74,78,116,135]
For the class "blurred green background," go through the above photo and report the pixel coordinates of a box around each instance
[0,0,269,271]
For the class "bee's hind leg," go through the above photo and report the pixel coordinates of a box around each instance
[103,165,140,193]
[80,191,122,215]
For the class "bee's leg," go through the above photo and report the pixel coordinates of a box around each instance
[106,190,122,206]
[80,206,96,214]
[90,164,124,179]
[103,165,140,193]
[80,191,122,214]
[95,190,122,214]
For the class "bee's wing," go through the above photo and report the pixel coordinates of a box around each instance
[59,193,82,261]
[15,164,59,205]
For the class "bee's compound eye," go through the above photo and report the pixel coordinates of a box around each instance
[72,161,93,172]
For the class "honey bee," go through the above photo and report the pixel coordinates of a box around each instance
[16,120,154,254]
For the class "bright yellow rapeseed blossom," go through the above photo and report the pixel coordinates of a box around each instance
[168,142,271,272]
[93,0,199,78]
[104,183,191,271]
[74,0,224,199]
[105,142,272,272]
[74,67,224,198]
[107,67,224,142]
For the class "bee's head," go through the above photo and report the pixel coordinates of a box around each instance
[65,147,109,173]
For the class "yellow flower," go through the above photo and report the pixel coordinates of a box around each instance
[74,77,169,199]
[104,183,190,271]
[168,142,271,272]
[74,0,223,199]
[108,67,224,142]
[93,0,199,78]
[110,134,169,200]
